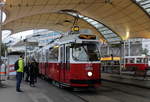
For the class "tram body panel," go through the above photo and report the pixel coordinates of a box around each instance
[69,63,101,87]
[69,63,100,80]
[125,63,148,71]
[125,56,149,71]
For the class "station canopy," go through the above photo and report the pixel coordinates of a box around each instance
[2,0,150,44]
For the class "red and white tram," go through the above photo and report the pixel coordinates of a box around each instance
[124,56,150,71]
[37,33,101,88]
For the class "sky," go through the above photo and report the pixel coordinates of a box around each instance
[1,9,34,44]
[2,30,34,44]
[1,10,34,44]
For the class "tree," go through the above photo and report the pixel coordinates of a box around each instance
[141,48,149,56]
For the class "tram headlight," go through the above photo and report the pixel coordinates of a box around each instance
[87,72,93,77]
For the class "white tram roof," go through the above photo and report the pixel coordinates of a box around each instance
[41,33,100,51]
[124,55,149,59]
[58,34,99,44]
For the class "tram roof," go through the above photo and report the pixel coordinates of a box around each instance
[2,0,150,43]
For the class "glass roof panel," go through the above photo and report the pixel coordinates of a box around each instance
[86,19,94,22]
[147,8,150,12]
[98,27,108,31]
[83,17,89,20]
[143,3,150,8]
[91,21,99,25]
[65,12,122,44]
[110,41,121,44]
[141,0,150,4]
[107,38,121,42]
[104,33,117,37]
[78,15,84,18]
[94,24,103,28]
[100,30,112,34]
[135,0,150,15]
[104,34,117,38]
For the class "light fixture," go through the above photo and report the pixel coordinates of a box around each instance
[126,31,130,40]
[87,72,93,77]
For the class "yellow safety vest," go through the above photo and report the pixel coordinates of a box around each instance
[17,58,24,72]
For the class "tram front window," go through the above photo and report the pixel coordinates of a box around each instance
[72,43,100,61]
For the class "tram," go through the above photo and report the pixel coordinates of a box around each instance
[36,33,101,88]
[124,56,150,71]
[101,55,150,72]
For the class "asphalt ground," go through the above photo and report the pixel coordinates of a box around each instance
[0,77,150,102]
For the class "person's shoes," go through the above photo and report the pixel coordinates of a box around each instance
[30,84,36,87]
[25,80,29,82]
[16,89,23,92]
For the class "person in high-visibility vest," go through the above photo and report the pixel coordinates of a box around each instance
[16,55,24,92]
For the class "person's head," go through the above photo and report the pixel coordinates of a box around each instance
[20,55,24,59]
[32,58,36,62]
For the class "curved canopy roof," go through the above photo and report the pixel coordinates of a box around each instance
[2,0,150,43]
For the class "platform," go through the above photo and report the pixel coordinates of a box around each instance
[0,78,84,102]
[102,73,150,89]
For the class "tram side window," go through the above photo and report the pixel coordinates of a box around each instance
[66,46,70,61]
[45,50,49,62]
[40,53,43,62]
[60,46,65,63]
[66,46,70,70]
[129,58,134,63]
[42,52,46,62]
[48,47,59,61]
[144,58,148,64]
[125,59,128,64]
[38,52,42,62]
[136,58,143,63]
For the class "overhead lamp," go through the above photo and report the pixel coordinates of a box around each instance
[126,31,130,40]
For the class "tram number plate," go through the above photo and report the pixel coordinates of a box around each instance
[86,66,93,70]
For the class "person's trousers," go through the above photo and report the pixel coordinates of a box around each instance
[16,72,23,90]
[30,74,35,85]
[25,72,29,81]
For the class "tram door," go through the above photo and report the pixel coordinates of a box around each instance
[45,50,49,78]
[60,45,70,83]
[60,45,66,82]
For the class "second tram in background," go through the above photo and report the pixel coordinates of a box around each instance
[35,32,101,88]
[101,55,150,72]
[124,56,150,71]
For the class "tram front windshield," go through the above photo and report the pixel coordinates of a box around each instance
[72,43,100,61]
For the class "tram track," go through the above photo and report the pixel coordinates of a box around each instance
[66,88,100,102]
[66,81,150,102]
[40,77,150,102]
[101,82,150,99]
[40,77,90,102]
[70,92,89,102]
